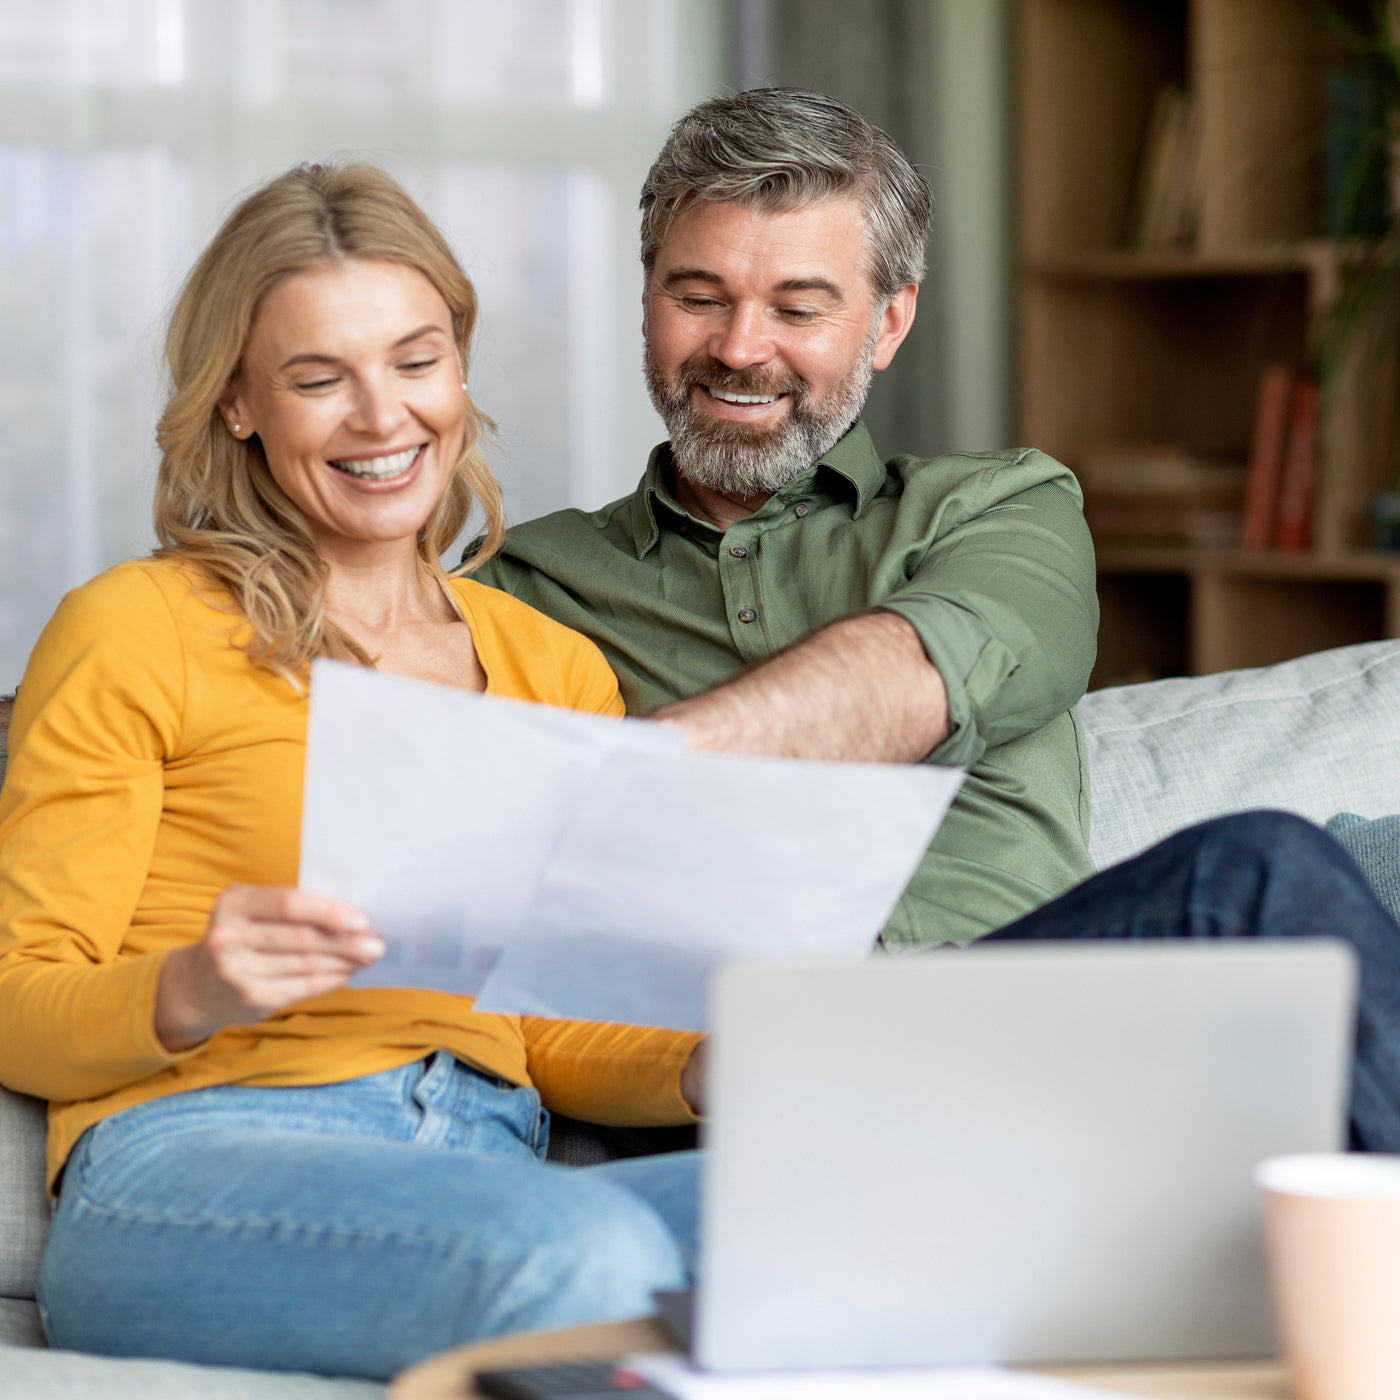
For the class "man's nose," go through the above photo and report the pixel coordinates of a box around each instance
[709,305,775,370]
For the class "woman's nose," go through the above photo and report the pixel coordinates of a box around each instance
[346,376,405,437]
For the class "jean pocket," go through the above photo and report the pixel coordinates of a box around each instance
[64,1093,219,1205]
[490,1081,546,1158]
[494,1081,549,1161]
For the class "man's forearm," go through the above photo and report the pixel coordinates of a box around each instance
[650,611,949,762]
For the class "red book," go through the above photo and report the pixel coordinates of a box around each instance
[1240,364,1296,549]
[1273,375,1320,552]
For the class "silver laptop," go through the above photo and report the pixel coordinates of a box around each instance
[691,942,1356,1371]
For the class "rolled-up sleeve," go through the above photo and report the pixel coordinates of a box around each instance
[876,452,1097,768]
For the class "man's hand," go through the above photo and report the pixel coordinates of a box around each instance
[651,611,949,762]
[154,886,384,1053]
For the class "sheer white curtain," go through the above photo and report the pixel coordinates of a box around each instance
[0,0,722,685]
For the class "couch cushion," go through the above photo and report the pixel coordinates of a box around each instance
[0,1345,385,1398]
[0,1083,49,1300]
[1327,812,1400,923]
[0,1295,47,1347]
[1079,641,1400,870]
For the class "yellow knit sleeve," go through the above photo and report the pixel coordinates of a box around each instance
[564,638,625,719]
[0,564,194,1101]
[521,1018,701,1126]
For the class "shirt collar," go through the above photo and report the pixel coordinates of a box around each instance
[813,419,888,516]
[624,419,887,559]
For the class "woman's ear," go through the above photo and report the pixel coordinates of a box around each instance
[219,386,250,440]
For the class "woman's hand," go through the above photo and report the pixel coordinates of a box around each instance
[154,886,384,1053]
[680,1036,708,1117]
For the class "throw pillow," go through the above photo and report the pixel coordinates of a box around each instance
[1326,812,1400,924]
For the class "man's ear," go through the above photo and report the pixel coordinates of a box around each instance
[872,284,919,371]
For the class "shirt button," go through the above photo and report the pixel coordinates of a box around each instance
[737,608,757,624]
[794,504,809,517]
[729,544,748,558]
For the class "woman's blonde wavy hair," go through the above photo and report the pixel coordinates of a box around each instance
[154,161,504,676]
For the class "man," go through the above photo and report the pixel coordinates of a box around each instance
[472,90,1400,1150]
[474,88,1098,948]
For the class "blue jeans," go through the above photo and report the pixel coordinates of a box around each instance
[39,1051,698,1380]
[37,811,1400,1379]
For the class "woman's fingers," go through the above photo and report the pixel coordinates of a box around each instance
[213,917,384,966]
[208,888,383,962]
[214,885,374,936]
[154,888,383,1053]
[224,945,365,984]
[202,918,384,1004]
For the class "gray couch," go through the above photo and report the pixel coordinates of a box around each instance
[4,639,1400,1396]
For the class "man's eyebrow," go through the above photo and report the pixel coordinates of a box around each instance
[772,277,843,299]
[276,324,447,372]
[660,266,723,289]
[659,268,843,300]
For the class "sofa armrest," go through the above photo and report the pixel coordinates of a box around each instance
[0,1084,49,1304]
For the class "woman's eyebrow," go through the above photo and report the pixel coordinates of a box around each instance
[276,325,448,372]
[391,323,450,347]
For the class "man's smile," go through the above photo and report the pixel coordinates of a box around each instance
[704,387,782,405]
[693,384,791,427]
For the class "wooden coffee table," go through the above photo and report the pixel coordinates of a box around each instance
[388,1318,1293,1399]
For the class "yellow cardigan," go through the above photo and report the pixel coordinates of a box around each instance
[0,559,699,1191]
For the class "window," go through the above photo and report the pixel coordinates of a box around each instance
[0,0,721,683]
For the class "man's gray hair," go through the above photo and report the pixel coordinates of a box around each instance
[639,88,931,299]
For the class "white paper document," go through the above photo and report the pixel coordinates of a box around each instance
[626,1354,1139,1400]
[299,660,963,1029]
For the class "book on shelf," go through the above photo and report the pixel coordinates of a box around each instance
[1082,499,1242,547]
[1074,443,1246,548]
[1241,365,1297,550]
[1075,444,1246,501]
[1274,375,1320,553]
[1126,84,1201,251]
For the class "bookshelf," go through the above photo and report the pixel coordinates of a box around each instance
[1016,0,1400,687]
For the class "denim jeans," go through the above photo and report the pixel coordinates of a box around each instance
[37,811,1400,1380]
[39,1051,698,1380]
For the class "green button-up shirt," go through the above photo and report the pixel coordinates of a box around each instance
[471,421,1098,947]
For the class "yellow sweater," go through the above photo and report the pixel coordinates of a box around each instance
[0,559,700,1191]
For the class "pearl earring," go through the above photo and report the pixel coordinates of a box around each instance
[461,381,468,393]
[231,422,241,434]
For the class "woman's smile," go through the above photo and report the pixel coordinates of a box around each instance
[327,443,426,482]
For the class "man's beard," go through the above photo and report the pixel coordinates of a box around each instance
[643,321,880,497]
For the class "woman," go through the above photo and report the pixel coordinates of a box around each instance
[0,163,702,1381]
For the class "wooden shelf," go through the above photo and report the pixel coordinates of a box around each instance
[1094,546,1400,581]
[1024,241,1339,281]
[1093,547,1400,685]
[1016,0,1397,683]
